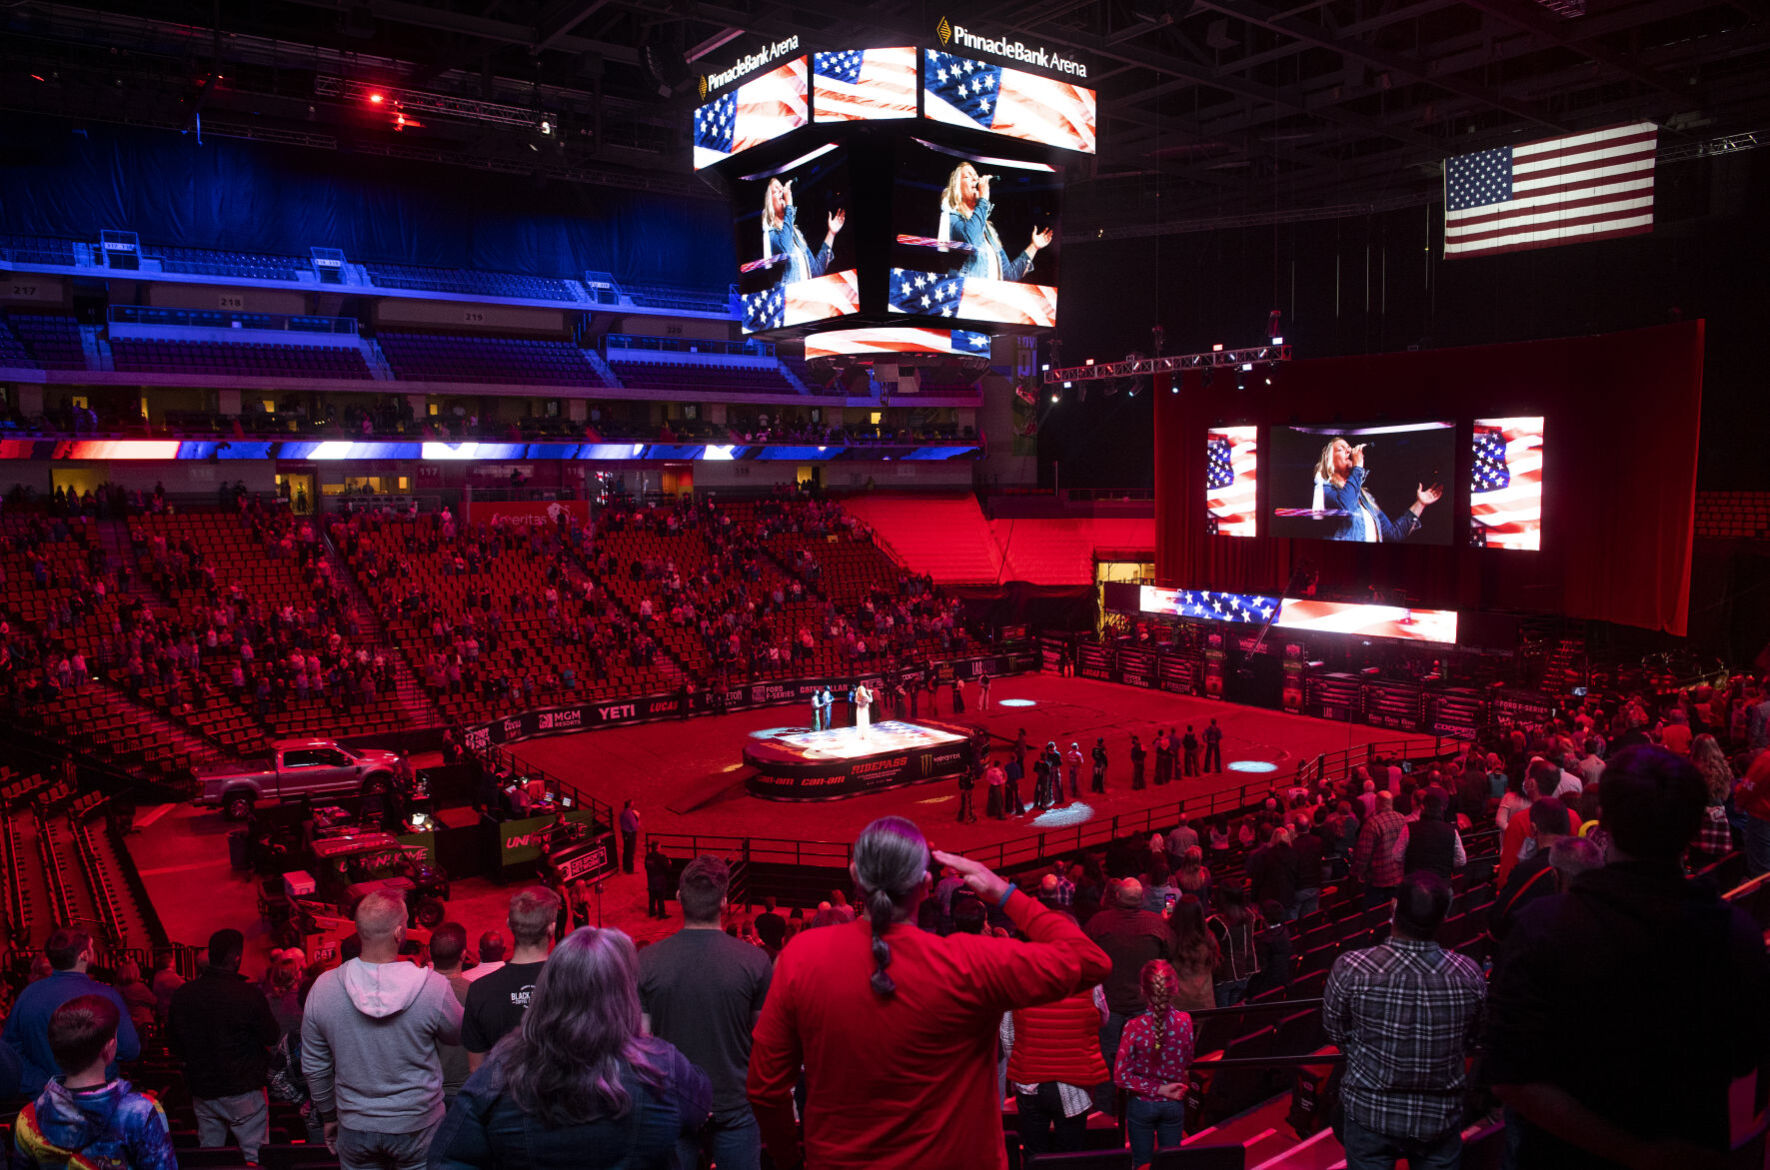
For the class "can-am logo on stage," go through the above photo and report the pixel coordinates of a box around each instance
[598,702,637,722]
[939,19,1088,78]
[702,35,801,95]
[539,709,582,732]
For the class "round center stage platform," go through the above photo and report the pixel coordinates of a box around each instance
[744,719,978,799]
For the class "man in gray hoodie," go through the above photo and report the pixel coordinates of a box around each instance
[301,890,464,1170]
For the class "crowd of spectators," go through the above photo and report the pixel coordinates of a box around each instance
[5,648,1770,1170]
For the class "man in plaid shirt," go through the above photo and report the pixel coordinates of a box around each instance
[1351,791,1408,907]
[1324,870,1485,1170]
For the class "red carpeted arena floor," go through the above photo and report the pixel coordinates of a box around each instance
[130,673,1435,968]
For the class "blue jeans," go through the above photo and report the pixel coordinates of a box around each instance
[1295,887,1321,918]
[1125,1096,1186,1167]
[335,1120,441,1170]
[1340,1114,1461,1170]
[703,1109,760,1170]
[1214,978,1249,1007]
[1094,1012,1128,1114]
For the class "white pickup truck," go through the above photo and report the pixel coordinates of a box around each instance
[198,739,403,820]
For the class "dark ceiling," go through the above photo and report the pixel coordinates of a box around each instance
[3,1,1766,235]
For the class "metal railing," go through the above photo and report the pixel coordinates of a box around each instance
[483,743,614,834]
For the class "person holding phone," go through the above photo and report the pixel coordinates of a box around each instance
[1312,438,1442,543]
[937,163,1051,282]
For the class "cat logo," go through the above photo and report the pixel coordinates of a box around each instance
[698,75,708,101]
[936,16,952,46]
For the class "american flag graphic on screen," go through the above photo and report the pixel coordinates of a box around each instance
[888,268,1057,327]
[692,58,809,170]
[803,328,990,359]
[1469,417,1545,551]
[1206,426,1258,538]
[742,270,860,333]
[922,50,1096,154]
[813,48,917,122]
[1140,586,1280,624]
[1444,123,1656,258]
[1273,600,1460,645]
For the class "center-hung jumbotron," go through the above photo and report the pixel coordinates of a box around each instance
[743,719,977,799]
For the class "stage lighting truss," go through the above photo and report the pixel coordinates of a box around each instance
[316,76,556,131]
[1041,344,1292,385]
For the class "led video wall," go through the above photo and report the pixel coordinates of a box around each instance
[1138,586,1458,645]
[1268,421,1455,545]
[890,138,1061,327]
[693,57,810,170]
[921,49,1097,154]
[732,144,860,333]
[803,327,991,359]
[1469,417,1545,550]
[1205,426,1258,538]
[812,47,917,121]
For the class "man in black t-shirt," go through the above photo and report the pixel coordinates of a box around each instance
[461,886,560,1069]
[640,856,772,1170]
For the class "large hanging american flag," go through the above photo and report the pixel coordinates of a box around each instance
[741,271,860,333]
[1206,426,1258,538]
[887,267,1057,326]
[1469,417,1545,551]
[692,58,809,170]
[812,47,917,122]
[922,50,1096,154]
[1444,123,1656,258]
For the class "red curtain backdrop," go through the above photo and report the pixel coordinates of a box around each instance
[1154,320,1704,635]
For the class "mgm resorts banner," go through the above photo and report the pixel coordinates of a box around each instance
[462,652,1032,755]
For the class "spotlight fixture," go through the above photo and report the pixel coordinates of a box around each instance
[539,119,552,135]
[367,91,385,104]
[1050,393,1060,403]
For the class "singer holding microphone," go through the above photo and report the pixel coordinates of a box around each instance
[762,177,844,283]
[937,162,1052,282]
[1312,437,1443,542]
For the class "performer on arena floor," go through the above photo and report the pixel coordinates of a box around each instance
[1204,718,1224,773]
[1131,735,1147,790]
[1182,725,1201,777]
[852,680,874,731]
[1066,742,1084,800]
[810,689,825,732]
[1092,738,1108,793]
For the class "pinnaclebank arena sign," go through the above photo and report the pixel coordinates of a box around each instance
[937,16,1089,78]
[702,35,802,96]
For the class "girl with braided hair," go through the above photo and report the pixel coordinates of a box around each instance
[747,816,1111,1170]
[1114,960,1196,1168]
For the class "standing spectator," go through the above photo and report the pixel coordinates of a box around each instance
[644,842,672,919]
[754,896,787,954]
[426,923,473,1104]
[1164,898,1220,1012]
[619,799,640,874]
[429,928,710,1170]
[1181,725,1201,778]
[747,818,1110,1170]
[1114,961,1195,1169]
[12,996,176,1170]
[1165,814,1199,867]
[639,856,772,1170]
[1205,884,1264,1007]
[2,930,140,1096]
[168,929,281,1165]
[1001,982,1109,1158]
[1292,814,1327,918]
[1487,747,1770,1168]
[1490,799,1573,942]
[301,891,463,1170]
[1084,879,1171,1086]
[148,952,184,1026]
[1245,827,1299,920]
[463,887,560,1071]
[1351,792,1407,907]
[113,963,155,1033]
[1324,871,1486,1170]
[1734,750,1770,876]
[1202,718,1223,773]
[1393,793,1466,881]
[461,933,506,984]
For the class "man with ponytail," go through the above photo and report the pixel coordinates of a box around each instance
[747,816,1111,1170]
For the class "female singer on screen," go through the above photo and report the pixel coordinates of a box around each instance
[761,177,844,283]
[937,162,1052,282]
[1312,438,1443,542]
